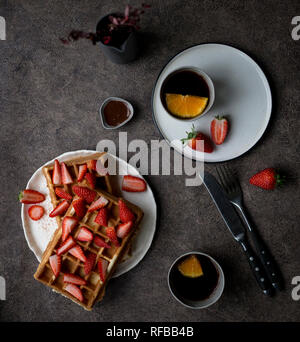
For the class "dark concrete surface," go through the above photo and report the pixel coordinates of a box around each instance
[1,0,300,322]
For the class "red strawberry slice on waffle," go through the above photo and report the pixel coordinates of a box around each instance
[77,227,93,242]
[118,199,135,223]
[55,188,73,201]
[87,159,97,171]
[98,258,109,282]
[64,283,83,302]
[61,162,73,184]
[52,159,62,185]
[57,236,76,255]
[69,245,86,262]
[19,189,45,204]
[61,216,78,241]
[84,252,96,275]
[49,200,70,218]
[116,221,133,239]
[94,235,111,249]
[77,164,87,182]
[72,198,86,219]
[85,172,96,189]
[94,207,108,226]
[106,227,120,247]
[88,196,109,212]
[72,186,96,204]
[49,254,61,277]
[63,273,86,285]
[28,205,44,221]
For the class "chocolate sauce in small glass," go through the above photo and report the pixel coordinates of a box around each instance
[103,100,130,127]
[169,254,219,301]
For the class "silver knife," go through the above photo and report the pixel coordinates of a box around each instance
[201,171,273,296]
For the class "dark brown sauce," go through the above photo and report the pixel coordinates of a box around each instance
[103,100,129,127]
[169,254,219,301]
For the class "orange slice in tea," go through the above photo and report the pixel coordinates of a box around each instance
[165,94,208,118]
[178,255,204,278]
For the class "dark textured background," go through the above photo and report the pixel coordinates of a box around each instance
[1,0,300,322]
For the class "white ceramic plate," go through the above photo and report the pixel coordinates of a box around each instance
[21,150,157,278]
[152,43,272,162]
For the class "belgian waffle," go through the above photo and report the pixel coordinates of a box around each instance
[34,188,143,310]
[43,152,112,227]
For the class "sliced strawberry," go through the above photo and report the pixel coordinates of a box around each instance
[64,283,83,302]
[94,235,111,249]
[69,244,86,262]
[19,189,45,204]
[88,196,109,212]
[28,205,44,221]
[72,198,86,219]
[118,199,135,223]
[106,227,120,247]
[116,221,133,239]
[63,273,86,285]
[57,236,76,255]
[61,162,73,184]
[85,172,96,189]
[84,252,96,275]
[52,159,62,185]
[55,188,73,201]
[98,258,109,282]
[77,227,93,242]
[72,185,96,204]
[49,254,61,278]
[94,207,108,226]
[62,216,78,241]
[87,159,97,171]
[122,175,147,192]
[49,200,70,218]
[77,164,87,182]
[210,116,229,145]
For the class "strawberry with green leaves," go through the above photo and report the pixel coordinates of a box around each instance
[181,125,213,153]
[249,168,285,190]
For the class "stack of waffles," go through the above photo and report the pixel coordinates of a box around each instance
[34,152,143,310]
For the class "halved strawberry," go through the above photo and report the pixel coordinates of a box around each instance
[63,273,86,285]
[85,172,96,189]
[94,235,111,249]
[28,205,44,221]
[64,283,83,302]
[49,200,70,218]
[55,188,73,201]
[77,164,87,182]
[118,199,135,223]
[69,244,86,262]
[52,159,62,185]
[98,258,109,282]
[49,254,61,277]
[57,236,76,255]
[122,175,147,192]
[62,216,78,241]
[106,227,120,247]
[84,252,96,275]
[77,227,93,242]
[181,125,214,153]
[88,196,109,212]
[19,189,45,204]
[61,162,73,184]
[94,207,108,226]
[72,186,96,204]
[87,159,97,171]
[116,221,133,239]
[72,198,86,219]
[210,116,229,145]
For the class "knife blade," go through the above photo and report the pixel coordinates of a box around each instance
[201,171,273,296]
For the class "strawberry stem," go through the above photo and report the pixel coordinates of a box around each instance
[181,124,198,144]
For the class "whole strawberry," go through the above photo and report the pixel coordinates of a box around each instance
[181,125,213,153]
[249,168,284,190]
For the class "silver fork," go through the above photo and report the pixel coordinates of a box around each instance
[216,164,283,291]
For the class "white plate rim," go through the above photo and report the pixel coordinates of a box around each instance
[21,150,157,278]
[151,43,272,163]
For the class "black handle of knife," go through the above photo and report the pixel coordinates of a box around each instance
[250,231,283,291]
[240,239,273,296]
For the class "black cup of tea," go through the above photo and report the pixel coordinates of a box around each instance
[168,251,224,309]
